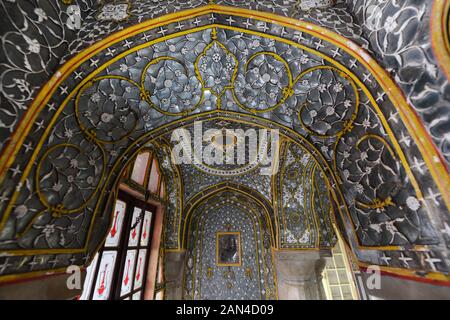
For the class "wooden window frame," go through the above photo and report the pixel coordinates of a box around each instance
[82,149,167,300]
[85,190,157,300]
[124,149,164,201]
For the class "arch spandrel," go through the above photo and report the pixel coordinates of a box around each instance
[274,139,337,249]
[0,5,448,284]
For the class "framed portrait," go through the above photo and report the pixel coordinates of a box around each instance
[216,232,242,266]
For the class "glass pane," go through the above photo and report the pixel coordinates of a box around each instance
[148,158,160,193]
[128,207,143,247]
[338,269,349,282]
[341,284,352,297]
[120,250,137,297]
[331,286,342,299]
[328,270,339,285]
[159,180,165,199]
[105,200,126,247]
[132,291,142,300]
[134,249,147,290]
[131,152,150,185]
[140,211,152,246]
[80,253,99,300]
[335,255,345,267]
[92,251,117,300]
[216,232,241,266]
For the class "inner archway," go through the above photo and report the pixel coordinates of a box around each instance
[183,188,277,300]
[0,2,449,300]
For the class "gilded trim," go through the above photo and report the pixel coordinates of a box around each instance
[432,0,450,80]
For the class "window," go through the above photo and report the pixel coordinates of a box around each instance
[159,180,165,199]
[321,231,359,300]
[81,192,157,300]
[130,152,150,186]
[147,158,158,193]
[81,150,166,300]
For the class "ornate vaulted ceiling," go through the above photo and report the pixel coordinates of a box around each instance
[0,0,449,285]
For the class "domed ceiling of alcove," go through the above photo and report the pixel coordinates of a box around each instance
[0,0,449,282]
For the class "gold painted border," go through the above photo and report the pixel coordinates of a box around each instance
[432,0,450,80]
[358,261,450,283]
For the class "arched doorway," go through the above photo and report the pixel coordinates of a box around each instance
[183,189,277,300]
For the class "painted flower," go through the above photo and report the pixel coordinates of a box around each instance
[362,118,371,129]
[23,35,40,54]
[355,183,364,194]
[332,82,344,93]
[52,182,63,192]
[197,41,236,96]
[360,151,368,161]
[325,106,335,116]
[64,128,73,139]
[119,63,128,72]
[90,92,101,103]
[406,197,421,211]
[42,224,55,238]
[384,16,398,33]
[97,3,130,22]
[88,157,96,166]
[34,8,47,22]
[317,83,327,93]
[13,205,27,218]
[69,159,78,168]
